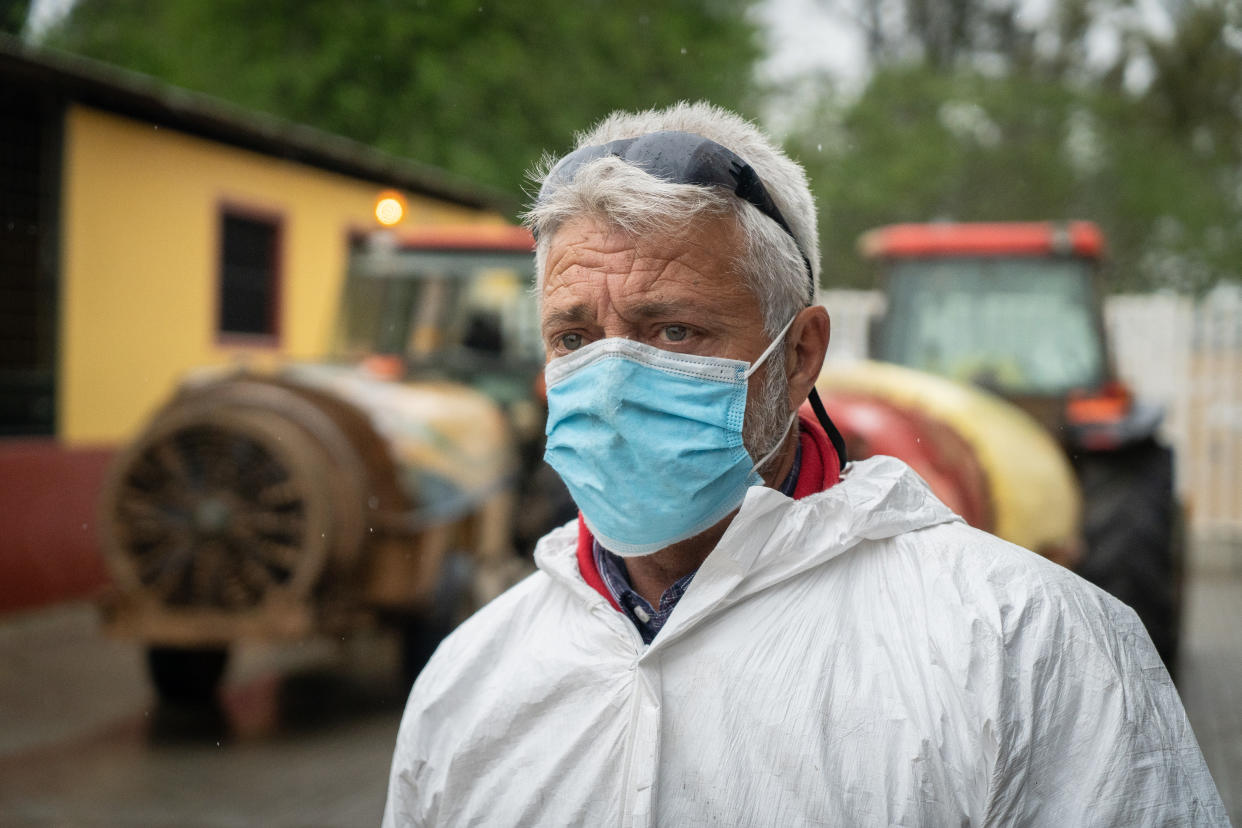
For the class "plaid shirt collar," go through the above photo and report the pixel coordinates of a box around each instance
[594,442,802,645]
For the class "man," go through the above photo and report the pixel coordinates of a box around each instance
[384,102,1225,826]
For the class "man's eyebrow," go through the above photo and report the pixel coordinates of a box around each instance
[541,304,593,330]
[627,300,690,320]
[540,299,699,331]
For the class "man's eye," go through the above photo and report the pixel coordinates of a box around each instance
[662,325,688,342]
[560,333,584,351]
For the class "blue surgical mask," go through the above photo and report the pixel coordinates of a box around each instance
[543,317,796,557]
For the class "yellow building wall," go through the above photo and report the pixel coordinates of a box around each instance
[59,105,504,445]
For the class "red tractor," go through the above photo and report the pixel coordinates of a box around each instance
[826,222,1183,671]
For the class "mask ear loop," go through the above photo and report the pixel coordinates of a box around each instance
[742,314,798,379]
[742,311,849,472]
[750,409,798,475]
[742,313,800,475]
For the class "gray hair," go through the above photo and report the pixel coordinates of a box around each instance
[523,101,819,336]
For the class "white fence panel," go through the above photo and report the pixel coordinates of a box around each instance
[1108,290,1242,566]
[819,290,883,364]
[1103,294,1194,445]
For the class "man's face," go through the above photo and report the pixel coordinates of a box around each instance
[540,214,769,364]
[540,214,792,463]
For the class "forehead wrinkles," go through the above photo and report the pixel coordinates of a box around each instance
[542,260,690,330]
[545,225,635,278]
[541,240,628,315]
[544,252,727,325]
[543,216,747,300]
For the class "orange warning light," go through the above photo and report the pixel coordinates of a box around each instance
[375,191,406,226]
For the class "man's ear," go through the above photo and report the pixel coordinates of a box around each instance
[786,305,830,411]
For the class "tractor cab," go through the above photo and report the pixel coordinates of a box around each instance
[862,222,1158,450]
[338,225,545,410]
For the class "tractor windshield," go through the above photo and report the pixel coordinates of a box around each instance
[333,236,544,403]
[879,257,1106,395]
[335,240,542,366]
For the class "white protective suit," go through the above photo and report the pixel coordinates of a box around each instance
[384,456,1226,827]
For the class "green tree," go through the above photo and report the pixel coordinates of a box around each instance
[45,0,762,199]
[1136,1,1242,166]
[814,0,1116,76]
[1,0,29,35]
[787,65,1241,293]
[784,0,1242,294]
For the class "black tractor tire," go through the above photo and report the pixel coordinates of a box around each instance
[147,646,230,704]
[1073,439,1183,675]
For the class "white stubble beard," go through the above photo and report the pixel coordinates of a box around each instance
[742,346,795,477]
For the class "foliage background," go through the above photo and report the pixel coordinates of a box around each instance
[39,0,762,200]
[765,0,1242,293]
[28,0,1242,293]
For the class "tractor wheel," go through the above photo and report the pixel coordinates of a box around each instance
[1074,439,1182,675]
[147,646,230,704]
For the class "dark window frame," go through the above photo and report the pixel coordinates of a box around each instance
[215,202,283,347]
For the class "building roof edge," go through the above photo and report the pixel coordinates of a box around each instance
[0,33,516,214]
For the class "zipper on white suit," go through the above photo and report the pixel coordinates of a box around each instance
[619,651,662,828]
[584,573,672,828]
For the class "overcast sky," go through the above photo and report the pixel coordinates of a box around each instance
[755,0,868,87]
[756,0,1177,91]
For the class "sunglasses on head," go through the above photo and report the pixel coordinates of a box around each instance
[539,130,815,302]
